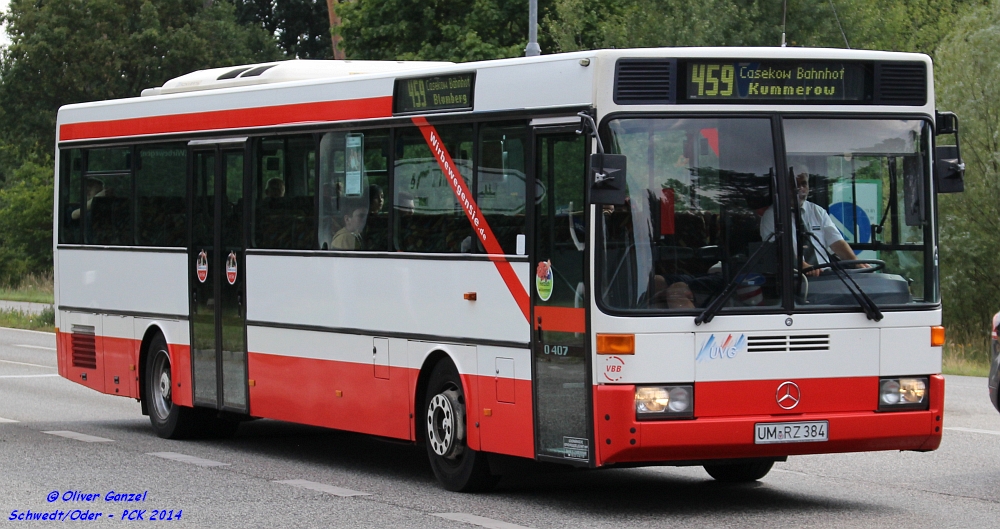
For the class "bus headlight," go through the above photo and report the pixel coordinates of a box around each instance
[878,377,929,411]
[635,385,693,419]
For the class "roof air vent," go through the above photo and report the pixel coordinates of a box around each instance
[875,62,926,106]
[614,59,676,105]
[240,64,278,78]
[217,67,253,80]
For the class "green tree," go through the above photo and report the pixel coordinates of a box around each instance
[230,0,333,58]
[934,1,1000,337]
[338,0,556,62]
[0,0,282,164]
[546,0,982,54]
[0,161,54,284]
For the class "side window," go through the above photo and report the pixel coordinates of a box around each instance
[394,124,474,253]
[135,144,187,247]
[85,147,132,245]
[59,149,83,244]
[252,135,316,249]
[318,129,390,251]
[478,122,528,254]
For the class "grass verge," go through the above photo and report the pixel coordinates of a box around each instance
[0,273,54,304]
[0,307,55,333]
[942,333,991,377]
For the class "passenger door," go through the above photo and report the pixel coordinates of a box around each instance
[189,140,249,413]
[530,128,592,464]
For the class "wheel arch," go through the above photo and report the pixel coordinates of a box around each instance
[414,349,464,444]
[137,323,167,417]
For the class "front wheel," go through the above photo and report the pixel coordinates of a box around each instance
[424,361,498,492]
[703,459,774,483]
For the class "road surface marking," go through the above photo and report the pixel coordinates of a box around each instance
[148,452,229,467]
[0,417,18,423]
[43,431,114,442]
[431,513,534,529]
[14,344,56,351]
[0,374,59,379]
[275,479,371,497]
[0,359,54,368]
[944,426,1000,436]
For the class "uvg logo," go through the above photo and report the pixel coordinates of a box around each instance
[696,334,747,362]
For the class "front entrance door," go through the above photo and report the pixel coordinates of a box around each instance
[531,129,592,463]
[189,142,248,413]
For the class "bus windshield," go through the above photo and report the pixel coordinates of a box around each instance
[599,116,937,314]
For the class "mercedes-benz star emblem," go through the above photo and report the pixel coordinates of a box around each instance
[776,381,801,410]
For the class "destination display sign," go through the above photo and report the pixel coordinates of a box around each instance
[394,73,474,114]
[683,61,869,103]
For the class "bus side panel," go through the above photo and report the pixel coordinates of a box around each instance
[102,314,136,398]
[477,346,534,459]
[247,326,411,440]
[57,249,188,318]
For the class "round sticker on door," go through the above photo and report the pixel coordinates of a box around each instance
[196,250,208,283]
[226,251,238,285]
[535,260,553,301]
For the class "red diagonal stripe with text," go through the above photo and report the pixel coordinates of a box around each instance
[412,117,530,322]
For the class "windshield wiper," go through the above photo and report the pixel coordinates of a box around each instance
[695,232,776,325]
[805,232,883,321]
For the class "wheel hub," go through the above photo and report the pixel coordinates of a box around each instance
[427,389,464,459]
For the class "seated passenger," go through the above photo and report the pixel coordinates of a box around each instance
[264,177,285,199]
[331,204,367,250]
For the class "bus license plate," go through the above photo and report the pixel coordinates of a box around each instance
[754,421,828,444]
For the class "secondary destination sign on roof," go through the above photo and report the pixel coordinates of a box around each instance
[395,73,475,114]
[684,61,868,102]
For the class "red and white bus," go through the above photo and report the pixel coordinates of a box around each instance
[54,48,963,491]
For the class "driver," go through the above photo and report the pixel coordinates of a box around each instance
[760,172,869,277]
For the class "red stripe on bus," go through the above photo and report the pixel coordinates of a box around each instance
[59,96,394,141]
[533,306,586,333]
[412,116,531,322]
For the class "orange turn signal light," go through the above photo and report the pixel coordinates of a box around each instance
[464,292,477,301]
[597,334,635,355]
[931,326,945,347]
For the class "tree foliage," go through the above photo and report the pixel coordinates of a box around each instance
[0,161,54,284]
[338,0,556,62]
[0,0,282,163]
[230,0,333,59]
[545,0,983,54]
[935,1,1000,335]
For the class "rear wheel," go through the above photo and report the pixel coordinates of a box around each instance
[145,334,200,439]
[704,459,775,483]
[424,361,498,492]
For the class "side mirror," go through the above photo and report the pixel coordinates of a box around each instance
[935,145,965,193]
[935,111,964,194]
[589,153,627,205]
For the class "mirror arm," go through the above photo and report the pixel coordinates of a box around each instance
[577,111,605,154]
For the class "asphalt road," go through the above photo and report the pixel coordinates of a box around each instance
[1,327,998,528]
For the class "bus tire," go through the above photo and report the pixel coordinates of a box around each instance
[144,334,199,439]
[424,361,499,492]
[703,459,775,483]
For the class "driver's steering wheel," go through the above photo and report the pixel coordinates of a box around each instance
[801,259,885,275]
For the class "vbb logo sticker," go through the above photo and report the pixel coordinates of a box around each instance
[603,355,625,382]
[696,334,747,362]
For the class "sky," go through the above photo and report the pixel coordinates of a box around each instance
[0,0,8,47]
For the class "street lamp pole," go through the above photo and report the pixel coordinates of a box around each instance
[525,0,541,56]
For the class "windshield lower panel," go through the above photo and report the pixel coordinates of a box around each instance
[599,116,937,315]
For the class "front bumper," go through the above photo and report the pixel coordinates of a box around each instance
[594,374,944,466]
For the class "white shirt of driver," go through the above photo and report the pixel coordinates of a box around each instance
[759,201,845,265]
